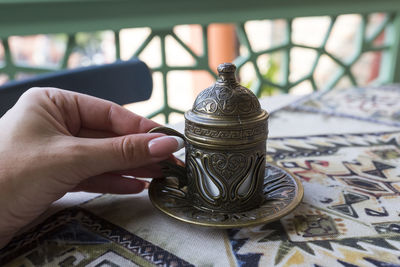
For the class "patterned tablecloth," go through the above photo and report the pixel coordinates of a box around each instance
[2,85,400,267]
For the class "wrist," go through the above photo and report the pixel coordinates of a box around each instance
[0,170,22,248]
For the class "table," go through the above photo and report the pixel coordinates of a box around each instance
[1,85,400,266]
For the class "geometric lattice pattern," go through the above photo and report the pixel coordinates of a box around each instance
[236,13,396,94]
[0,13,399,122]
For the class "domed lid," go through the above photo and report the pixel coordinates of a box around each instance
[184,63,269,146]
[186,63,266,125]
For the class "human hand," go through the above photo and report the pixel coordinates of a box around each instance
[0,87,184,247]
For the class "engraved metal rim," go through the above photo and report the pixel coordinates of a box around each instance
[148,163,304,228]
[185,110,269,126]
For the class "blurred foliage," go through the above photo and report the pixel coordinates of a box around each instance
[243,57,280,97]
[74,32,104,59]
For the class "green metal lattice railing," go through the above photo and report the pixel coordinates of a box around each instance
[1,1,400,123]
[236,13,397,93]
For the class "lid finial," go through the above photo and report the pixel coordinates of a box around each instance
[217,63,237,84]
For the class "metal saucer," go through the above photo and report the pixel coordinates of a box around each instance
[148,164,304,228]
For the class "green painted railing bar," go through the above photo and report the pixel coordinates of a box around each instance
[61,35,75,69]
[283,19,292,91]
[366,14,392,43]
[2,0,400,37]
[308,16,336,92]
[381,15,400,84]
[114,30,121,60]
[3,39,14,79]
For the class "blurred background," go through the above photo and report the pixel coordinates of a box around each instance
[0,13,389,124]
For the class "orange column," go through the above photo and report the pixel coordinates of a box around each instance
[190,24,237,96]
[207,23,237,71]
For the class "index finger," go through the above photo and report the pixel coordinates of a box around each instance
[46,88,160,135]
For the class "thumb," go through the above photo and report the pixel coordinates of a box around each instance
[71,133,184,178]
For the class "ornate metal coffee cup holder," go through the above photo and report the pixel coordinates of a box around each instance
[149,163,303,228]
[148,63,303,228]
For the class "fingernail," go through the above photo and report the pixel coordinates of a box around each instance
[148,136,185,157]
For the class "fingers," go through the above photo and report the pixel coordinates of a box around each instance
[111,156,185,178]
[148,136,185,157]
[70,133,184,178]
[166,155,186,167]
[112,163,164,178]
[73,174,149,194]
[77,128,118,138]
[22,87,160,136]
[71,90,159,134]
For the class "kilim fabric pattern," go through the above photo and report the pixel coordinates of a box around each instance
[0,208,193,266]
[289,85,400,127]
[1,131,400,266]
[230,131,400,266]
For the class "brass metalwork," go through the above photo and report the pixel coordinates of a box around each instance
[149,163,304,228]
[148,63,303,227]
[150,63,269,213]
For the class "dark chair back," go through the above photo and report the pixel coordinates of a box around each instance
[0,59,153,116]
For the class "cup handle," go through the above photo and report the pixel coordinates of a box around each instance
[148,126,188,187]
[148,126,186,140]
